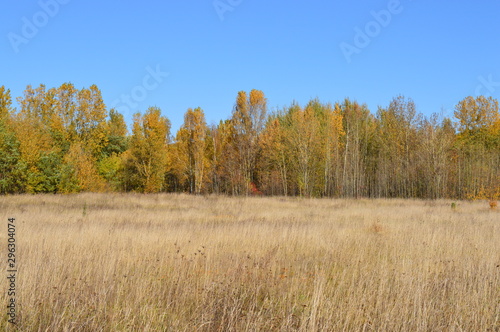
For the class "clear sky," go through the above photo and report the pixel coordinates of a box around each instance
[1,0,499,132]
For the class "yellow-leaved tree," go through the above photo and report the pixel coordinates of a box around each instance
[75,84,109,157]
[258,117,288,195]
[98,108,129,191]
[59,142,106,193]
[286,104,321,197]
[454,96,500,199]
[124,107,170,193]
[229,89,267,194]
[56,83,108,192]
[14,84,61,192]
[173,107,210,194]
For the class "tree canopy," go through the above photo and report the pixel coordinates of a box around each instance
[1,84,498,199]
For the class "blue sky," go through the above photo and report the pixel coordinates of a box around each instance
[1,0,499,132]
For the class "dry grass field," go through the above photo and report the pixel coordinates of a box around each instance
[0,194,499,331]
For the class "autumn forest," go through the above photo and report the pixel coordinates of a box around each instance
[0,84,499,199]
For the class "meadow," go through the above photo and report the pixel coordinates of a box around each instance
[0,194,499,331]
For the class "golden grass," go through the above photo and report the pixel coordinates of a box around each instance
[0,194,499,331]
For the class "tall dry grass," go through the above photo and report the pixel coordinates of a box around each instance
[0,194,499,331]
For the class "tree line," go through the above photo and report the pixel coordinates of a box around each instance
[0,84,499,199]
